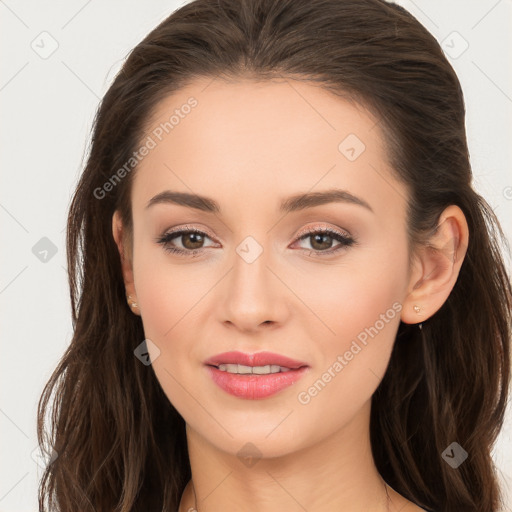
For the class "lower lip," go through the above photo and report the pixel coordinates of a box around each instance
[205,365,309,399]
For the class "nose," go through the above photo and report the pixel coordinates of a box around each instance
[219,244,290,333]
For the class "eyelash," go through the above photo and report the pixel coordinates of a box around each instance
[155,226,356,258]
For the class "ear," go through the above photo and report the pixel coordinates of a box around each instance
[112,210,139,315]
[401,205,469,324]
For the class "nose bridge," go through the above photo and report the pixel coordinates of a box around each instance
[220,232,287,329]
[231,233,273,301]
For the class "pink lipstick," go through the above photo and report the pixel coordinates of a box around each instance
[204,351,310,399]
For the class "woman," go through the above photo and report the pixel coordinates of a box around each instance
[37,0,512,511]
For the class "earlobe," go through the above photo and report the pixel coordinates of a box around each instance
[401,205,469,325]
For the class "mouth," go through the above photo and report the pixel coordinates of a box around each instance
[206,363,303,374]
[203,350,309,370]
[203,351,310,399]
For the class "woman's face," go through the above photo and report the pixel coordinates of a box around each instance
[118,77,414,457]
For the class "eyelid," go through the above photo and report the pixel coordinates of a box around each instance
[164,224,218,240]
[294,223,351,239]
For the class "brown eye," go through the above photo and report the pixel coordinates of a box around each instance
[294,228,355,256]
[181,232,205,250]
[309,233,336,251]
[156,228,216,256]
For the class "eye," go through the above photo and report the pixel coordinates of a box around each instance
[292,226,356,256]
[155,225,356,258]
[155,227,217,257]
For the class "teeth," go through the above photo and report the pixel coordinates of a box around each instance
[217,364,292,374]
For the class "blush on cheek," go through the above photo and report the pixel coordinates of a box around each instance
[134,262,196,330]
[325,289,402,375]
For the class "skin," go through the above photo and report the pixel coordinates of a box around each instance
[112,77,469,512]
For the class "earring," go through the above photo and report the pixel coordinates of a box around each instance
[413,305,423,330]
[127,294,138,309]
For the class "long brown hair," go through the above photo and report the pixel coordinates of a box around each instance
[37,0,512,510]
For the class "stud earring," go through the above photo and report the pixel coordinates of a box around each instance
[413,305,423,330]
[127,294,138,309]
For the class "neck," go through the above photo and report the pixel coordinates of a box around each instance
[178,400,395,512]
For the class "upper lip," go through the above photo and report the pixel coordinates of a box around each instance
[204,351,309,369]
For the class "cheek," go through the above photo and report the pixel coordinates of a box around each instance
[331,269,403,358]
[134,270,200,413]
[133,240,213,339]
[292,247,407,354]
[292,244,408,408]
[131,246,219,409]
[292,284,403,446]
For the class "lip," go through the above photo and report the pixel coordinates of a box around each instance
[205,365,309,399]
[204,351,310,400]
[204,351,309,370]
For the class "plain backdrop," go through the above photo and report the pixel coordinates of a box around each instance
[1,0,511,510]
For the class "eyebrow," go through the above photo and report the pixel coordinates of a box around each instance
[145,188,373,214]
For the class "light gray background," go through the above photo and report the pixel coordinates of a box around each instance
[1,1,511,510]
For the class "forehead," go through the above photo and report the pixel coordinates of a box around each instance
[142,77,383,157]
[131,77,406,221]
